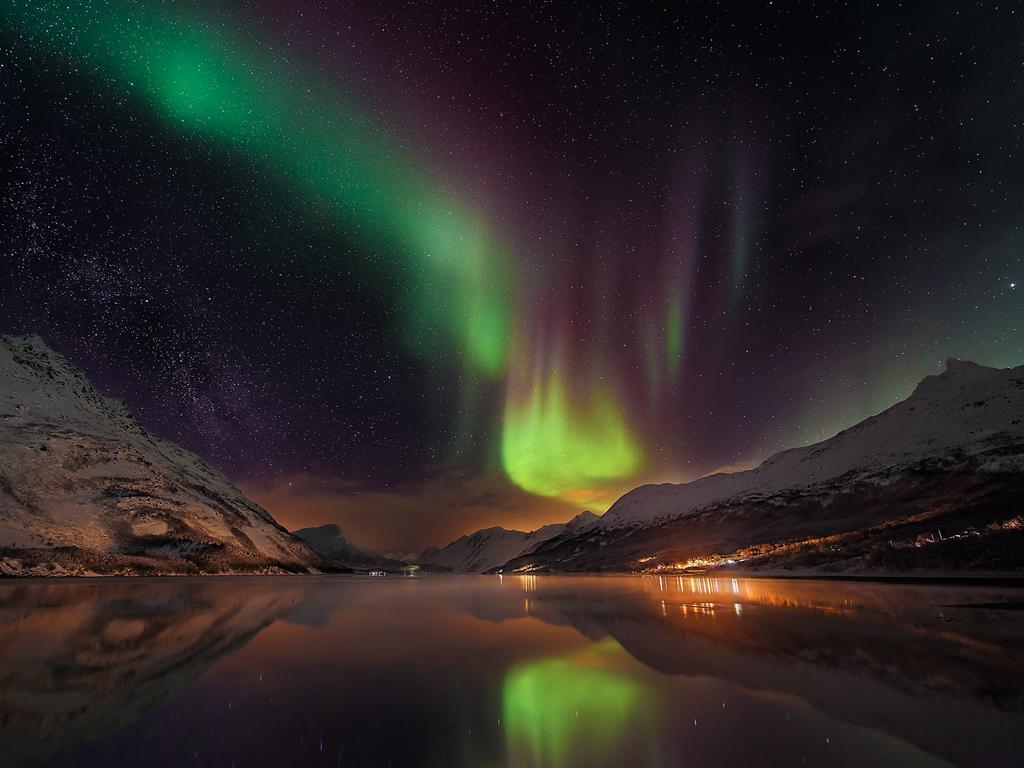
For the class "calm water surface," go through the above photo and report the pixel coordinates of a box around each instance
[1,575,1022,767]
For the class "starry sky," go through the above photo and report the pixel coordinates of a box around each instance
[1,1,1022,553]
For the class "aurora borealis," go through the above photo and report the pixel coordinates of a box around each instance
[502,364,641,510]
[2,1,1022,551]
[2,0,511,376]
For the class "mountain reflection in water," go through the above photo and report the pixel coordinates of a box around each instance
[1,576,1021,767]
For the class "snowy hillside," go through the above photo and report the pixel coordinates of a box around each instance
[500,359,1024,573]
[419,511,598,573]
[602,359,1024,528]
[0,335,319,575]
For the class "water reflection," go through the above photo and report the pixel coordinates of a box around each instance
[518,576,1024,767]
[503,640,656,768]
[0,579,308,767]
[0,575,1021,767]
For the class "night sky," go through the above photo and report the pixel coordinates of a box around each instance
[1,1,1022,553]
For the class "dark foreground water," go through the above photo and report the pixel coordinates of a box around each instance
[1,576,1022,768]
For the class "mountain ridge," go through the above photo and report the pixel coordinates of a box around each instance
[293,523,408,572]
[598,357,1024,529]
[497,358,1024,573]
[0,334,320,575]
[418,511,598,573]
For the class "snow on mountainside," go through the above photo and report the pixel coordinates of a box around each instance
[500,359,1024,574]
[293,524,407,572]
[0,335,319,575]
[601,359,1024,528]
[419,511,598,573]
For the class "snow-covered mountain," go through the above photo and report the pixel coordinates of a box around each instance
[419,511,598,573]
[501,359,1024,573]
[293,524,407,572]
[603,359,1024,528]
[0,334,319,575]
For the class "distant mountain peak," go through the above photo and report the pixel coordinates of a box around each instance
[944,357,992,375]
[908,358,1016,403]
[304,523,344,537]
[567,510,600,531]
[418,514,598,573]
[293,523,405,572]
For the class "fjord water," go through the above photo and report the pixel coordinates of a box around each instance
[1,577,1022,768]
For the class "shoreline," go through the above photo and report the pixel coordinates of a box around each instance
[5,569,1024,587]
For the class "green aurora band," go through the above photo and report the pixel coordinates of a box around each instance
[2,0,509,374]
[4,0,647,508]
[501,366,642,510]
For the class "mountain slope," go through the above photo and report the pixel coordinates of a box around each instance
[0,334,319,575]
[419,511,598,573]
[501,359,1024,573]
[293,524,407,572]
